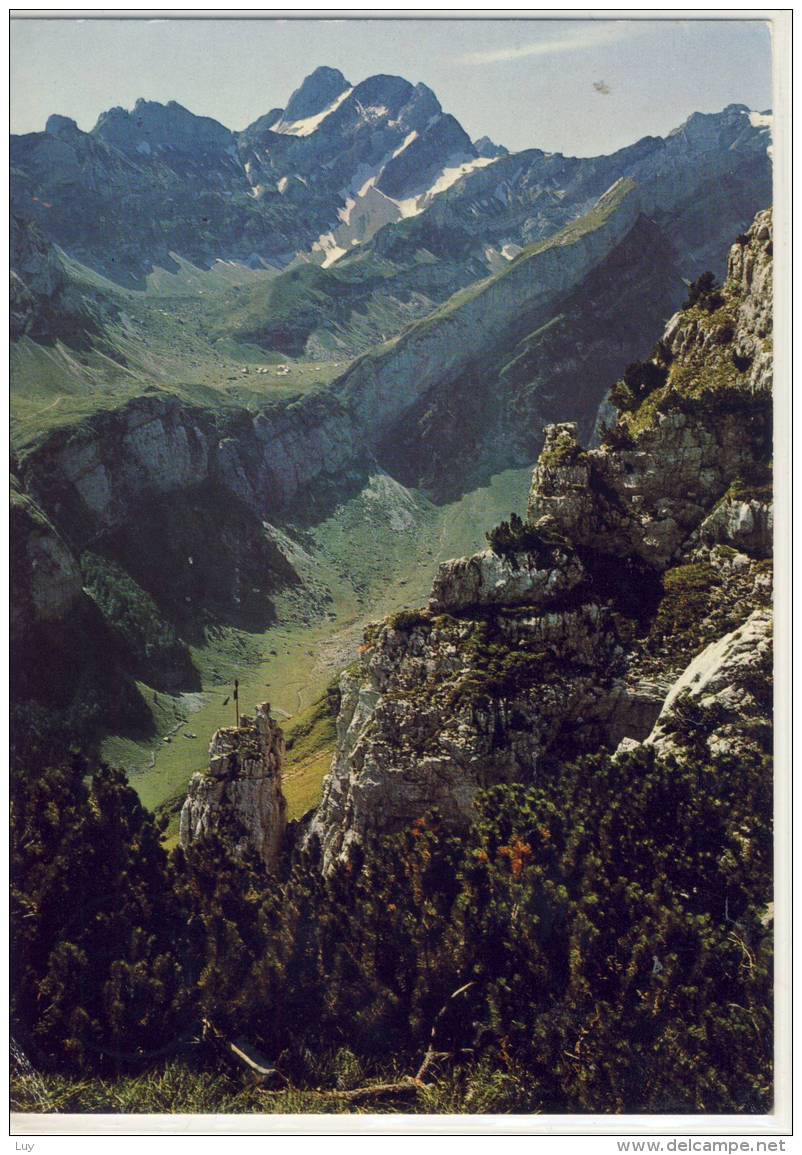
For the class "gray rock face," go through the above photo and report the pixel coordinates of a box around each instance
[699,495,773,556]
[642,609,772,759]
[180,703,287,870]
[527,211,773,569]
[428,546,585,613]
[281,66,350,124]
[10,486,83,638]
[334,180,643,446]
[95,97,234,151]
[473,136,509,160]
[304,601,653,872]
[10,216,101,342]
[45,114,79,136]
[23,525,82,624]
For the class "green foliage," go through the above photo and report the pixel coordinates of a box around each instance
[170,828,274,1041]
[208,256,402,358]
[647,563,721,662]
[726,476,773,504]
[12,720,772,1113]
[611,359,669,413]
[167,737,771,1113]
[455,741,772,1113]
[11,759,189,1073]
[648,563,726,658]
[486,512,567,567]
[685,271,725,313]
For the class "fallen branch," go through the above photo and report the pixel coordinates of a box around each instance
[202,1019,284,1086]
[261,1078,421,1104]
[206,980,477,1102]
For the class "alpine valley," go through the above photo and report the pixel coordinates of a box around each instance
[10,64,776,1116]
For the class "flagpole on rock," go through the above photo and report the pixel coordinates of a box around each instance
[234,679,239,729]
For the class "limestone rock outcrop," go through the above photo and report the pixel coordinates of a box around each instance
[614,610,773,764]
[528,210,773,569]
[307,210,773,873]
[428,544,584,614]
[645,609,772,759]
[304,597,664,872]
[699,493,773,556]
[180,703,287,870]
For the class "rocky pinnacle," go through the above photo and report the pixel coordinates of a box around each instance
[179,703,287,870]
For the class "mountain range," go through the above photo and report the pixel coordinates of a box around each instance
[13,66,769,290]
[10,66,773,811]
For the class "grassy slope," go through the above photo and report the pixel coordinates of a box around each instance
[205,248,443,359]
[104,465,532,838]
[10,257,352,456]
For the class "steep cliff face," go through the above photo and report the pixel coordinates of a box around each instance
[528,210,773,567]
[640,609,772,762]
[307,210,773,872]
[180,703,287,870]
[10,216,105,343]
[333,181,641,442]
[10,479,83,637]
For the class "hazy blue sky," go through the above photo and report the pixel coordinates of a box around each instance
[11,16,773,156]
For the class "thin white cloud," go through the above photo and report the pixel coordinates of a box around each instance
[457,22,637,66]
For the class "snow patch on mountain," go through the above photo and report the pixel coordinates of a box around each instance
[395,155,499,218]
[272,87,353,137]
[391,131,419,159]
[360,104,389,120]
[312,231,349,268]
[308,152,502,266]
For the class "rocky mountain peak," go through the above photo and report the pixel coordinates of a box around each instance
[282,65,350,123]
[93,97,234,153]
[45,114,79,136]
[349,72,415,111]
[473,135,509,159]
